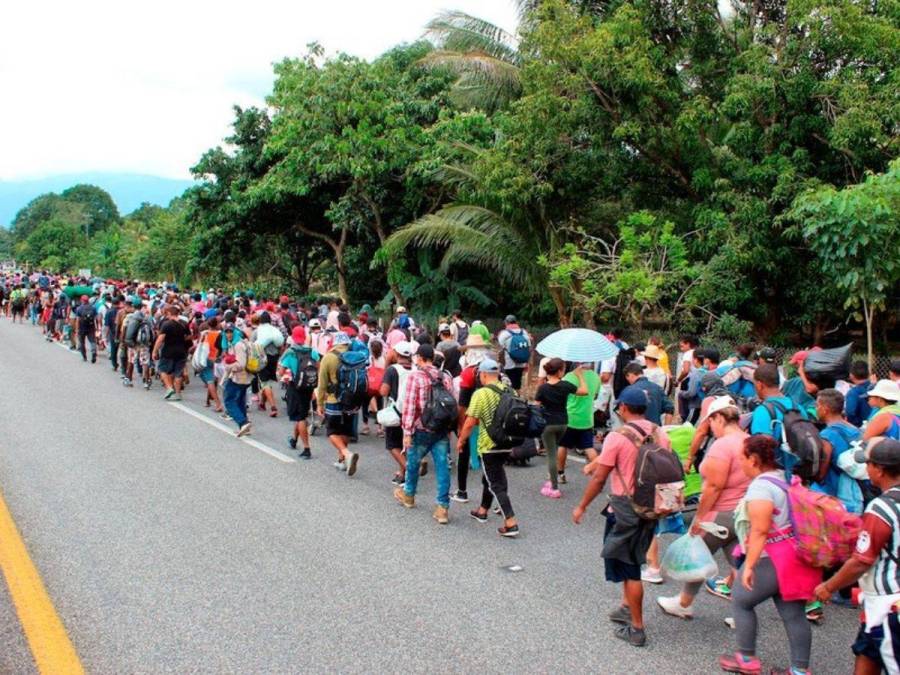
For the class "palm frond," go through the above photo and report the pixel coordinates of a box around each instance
[425,11,520,64]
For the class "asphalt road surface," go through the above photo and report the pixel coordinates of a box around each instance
[0,317,859,674]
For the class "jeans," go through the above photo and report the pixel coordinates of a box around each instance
[224,380,250,427]
[405,430,451,507]
[109,338,119,369]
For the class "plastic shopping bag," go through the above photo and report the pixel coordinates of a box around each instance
[661,533,718,583]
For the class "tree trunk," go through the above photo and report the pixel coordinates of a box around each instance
[549,286,570,327]
[363,192,405,306]
[863,296,875,371]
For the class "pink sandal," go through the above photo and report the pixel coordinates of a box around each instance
[719,652,761,674]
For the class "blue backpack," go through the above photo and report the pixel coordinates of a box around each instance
[335,350,368,411]
[507,329,531,364]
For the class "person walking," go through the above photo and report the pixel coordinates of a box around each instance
[316,331,360,477]
[152,305,191,401]
[535,359,588,498]
[393,345,455,525]
[497,315,531,391]
[221,323,253,437]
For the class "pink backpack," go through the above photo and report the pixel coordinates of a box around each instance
[762,475,862,568]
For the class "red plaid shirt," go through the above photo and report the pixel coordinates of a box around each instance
[401,365,454,435]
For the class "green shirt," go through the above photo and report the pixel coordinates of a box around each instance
[563,370,600,430]
[467,382,508,456]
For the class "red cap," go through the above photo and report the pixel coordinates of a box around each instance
[291,325,306,344]
[80,295,89,302]
[280,295,290,304]
[265,302,276,312]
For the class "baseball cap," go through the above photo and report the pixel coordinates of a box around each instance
[616,385,649,409]
[415,344,435,361]
[291,326,305,344]
[504,314,517,324]
[132,296,143,308]
[332,332,351,346]
[478,358,500,374]
[394,341,413,358]
[438,323,451,334]
[756,347,777,363]
[701,396,739,422]
[80,294,89,302]
[855,438,900,466]
[867,379,900,402]
[308,318,321,328]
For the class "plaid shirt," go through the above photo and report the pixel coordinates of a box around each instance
[401,365,454,436]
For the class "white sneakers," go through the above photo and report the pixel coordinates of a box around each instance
[656,595,693,619]
[641,566,663,584]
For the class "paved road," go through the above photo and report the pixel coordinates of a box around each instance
[0,318,859,673]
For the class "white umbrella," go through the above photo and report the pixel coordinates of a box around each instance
[535,328,619,363]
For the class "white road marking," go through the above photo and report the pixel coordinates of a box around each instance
[569,456,587,464]
[168,403,297,464]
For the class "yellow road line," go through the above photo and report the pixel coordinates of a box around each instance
[0,489,84,675]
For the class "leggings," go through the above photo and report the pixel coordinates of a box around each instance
[541,423,567,490]
[732,557,811,670]
[480,452,514,518]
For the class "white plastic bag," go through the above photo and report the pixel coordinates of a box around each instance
[377,401,401,428]
[661,533,718,582]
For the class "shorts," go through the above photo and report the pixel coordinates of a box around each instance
[326,413,354,437]
[128,346,151,367]
[853,623,884,664]
[604,558,643,583]
[11,302,25,315]
[385,425,403,450]
[158,357,187,375]
[560,427,594,451]
[286,387,313,422]
[198,365,216,385]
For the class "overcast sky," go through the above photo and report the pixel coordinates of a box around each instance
[0,0,519,181]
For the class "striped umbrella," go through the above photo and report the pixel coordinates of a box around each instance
[535,328,619,363]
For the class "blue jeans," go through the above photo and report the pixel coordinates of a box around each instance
[224,380,250,427]
[405,430,451,508]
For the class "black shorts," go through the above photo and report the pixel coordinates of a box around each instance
[560,427,593,451]
[853,623,884,663]
[11,302,25,315]
[259,354,279,383]
[286,387,312,422]
[158,357,187,375]
[505,367,525,390]
[325,413,353,438]
[385,425,403,450]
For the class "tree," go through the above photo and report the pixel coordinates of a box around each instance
[15,217,86,271]
[789,160,900,367]
[60,184,120,236]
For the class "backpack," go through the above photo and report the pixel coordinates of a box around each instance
[617,422,686,520]
[761,475,862,568]
[367,366,385,397]
[764,401,824,482]
[506,329,531,365]
[485,385,532,449]
[79,305,97,326]
[334,350,368,410]
[612,347,637,398]
[294,352,319,391]
[136,319,154,347]
[246,341,267,374]
[455,321,469,345]
[420,373,459,434]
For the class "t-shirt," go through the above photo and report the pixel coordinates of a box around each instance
[597,419,671,496]
[467,383,509,455]
[816,422,862,500]
[159,319,190,360]
[74,304,97,333]
[381,363,413,405]
[498,327,531,370]
[699,430,751,514]
[745,471,791,532]
[782,377,817,417]
[749,395,802,440]
[536,380,577,426]
[846,382,874,427]
[563,369,600,429]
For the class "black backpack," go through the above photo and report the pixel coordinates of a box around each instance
[618,422,686,520]
[294,353,319,391]
[421,373,458,434]
[486,385,532,449]
[612,347,637,397]
[763,401,825,483]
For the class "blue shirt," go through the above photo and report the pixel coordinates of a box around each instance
[750,395,805,440]
[815,422,862,499]
[845,382,873,427]
[781,377,817,418]
[628,377,674,425]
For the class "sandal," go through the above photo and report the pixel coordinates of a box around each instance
[269,409,278,418]
[719,652,761,674]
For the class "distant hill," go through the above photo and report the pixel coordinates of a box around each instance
[0,173,196,227]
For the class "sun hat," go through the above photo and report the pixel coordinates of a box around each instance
[463,334,488,349]
[396,306,407,314]
[867,379,900,403]
[394,341,413,358]
[642,344,666,362]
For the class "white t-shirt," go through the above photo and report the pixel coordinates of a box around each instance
[498,327,531,370]
[600,340,630,376]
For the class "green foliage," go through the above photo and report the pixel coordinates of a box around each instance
[707,313,755,346]
[60,184,120,236]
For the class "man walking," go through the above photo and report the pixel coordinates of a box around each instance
[394,345,455,525]
[497,315,531,391]
[152,305,191,401]
[74,295,98,363]
[316,331,360,477]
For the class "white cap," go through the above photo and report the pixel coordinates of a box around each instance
[701,396,739,422]
[394,341,413,358]
[308,318,321,328]
[396,306,407,314]
[438,323,451,333]
[868,379,900,402]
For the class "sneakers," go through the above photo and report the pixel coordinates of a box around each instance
[143,381,151,390]
[540,482,562,499]
[170,394,182,402]
[164,388,176,400]
[805,600,824,623]
[288,437,298,450]
[498,524,519,538]
[236,423,252,437]
[469,510,488,523]
[450,490,469,503]
[433,506,449,524]
[299,449,311,460]
[122,378,133,387]
[346,452,359,477]
[558,472,568,484]
[656,595,693,619]
[91,353,97,363]
[705,576,732,600]
[718,652,761,674]
[394,487,415,509]
[608,605,631,624]
[613,625,646,647]
[391,473,405,486]
[641,567,664,584]
[333,460,347,471]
